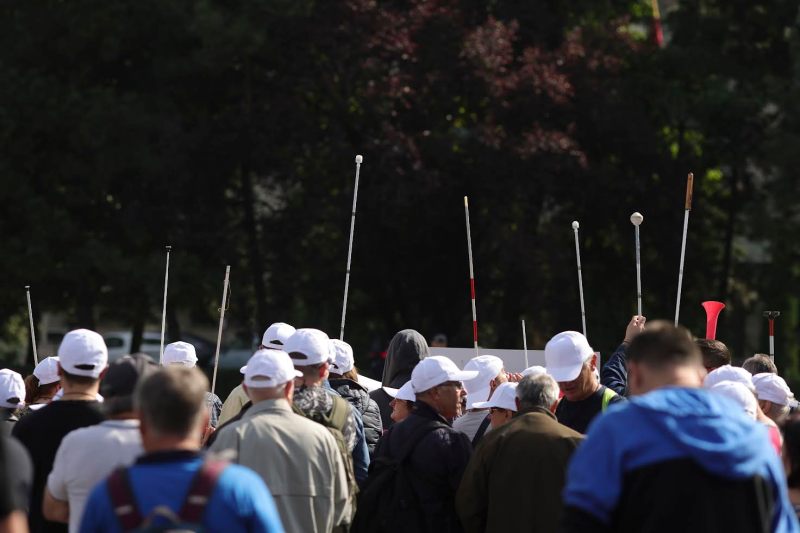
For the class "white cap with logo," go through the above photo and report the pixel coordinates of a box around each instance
[162,341,198,367]
[33,357,60,385]
[58,329,108,378]
[462,355,504,409]
[753,373,797,407]
[703,365,754,392]
[545,331,594,382]
[0,369,25,408]
[411,356,478,393]
[285,329,333,366]
[330,339,355,374]
[384,381,415,402]
[472,382,518,412]
[243,349,303,388]
[261,322,297,350]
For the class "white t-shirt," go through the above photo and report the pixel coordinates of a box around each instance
[47,419,143,533]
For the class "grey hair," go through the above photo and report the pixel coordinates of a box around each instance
[516,373,560,411]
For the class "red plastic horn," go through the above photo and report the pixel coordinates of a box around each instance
[701,301,726,340]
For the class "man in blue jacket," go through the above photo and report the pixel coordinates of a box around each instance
[562,323,799,533]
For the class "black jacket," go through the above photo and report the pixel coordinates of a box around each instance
[370,329,429,428]
[330,378,383,455]
[373,401,472,533]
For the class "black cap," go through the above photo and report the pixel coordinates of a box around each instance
[100,353,158,399]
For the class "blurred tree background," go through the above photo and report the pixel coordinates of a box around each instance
[1,0,799,390]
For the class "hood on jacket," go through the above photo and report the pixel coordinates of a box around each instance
[382,329,429,387]
[629,387,773,480]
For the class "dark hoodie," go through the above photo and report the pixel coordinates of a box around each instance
[369,329,429,429]
[562,387,799,533]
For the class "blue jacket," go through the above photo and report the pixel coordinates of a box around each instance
[563,387,799,533]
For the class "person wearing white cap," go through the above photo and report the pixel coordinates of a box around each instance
[218,322,297,426]
[13,329,108,533]
[454,355,507,442]
[562,325,798,532]
[457,373,583,533]
[211,349,350,532]
[44,353,158,533]
[545,331,623,434]
[20,357,61,415]
[163,341,223,429]
[80,366,284,532]
[286,328,368,490]
[753,373,796,424]
[383,381,416,423]
[328,339,383,456]
[0,369,26,435]
[471,382,518,431]
[361,356,477,532]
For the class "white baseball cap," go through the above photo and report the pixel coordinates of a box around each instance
[472,382,518,412]
[0,369,25,408]
[261,322,296,350]
[285,329,333,366]
[243,349,302,388]
[411,356,478,393]
[753,373,797,407]
[384,381,415,402]
[33,357,60,385]
[330,339,355,374]
[162,342,198,367]
[58,329,108,378]
[521,365,546,378]
[462,355,504,409]
[711,381,757,419]
[703,365,754,392]
[545,331,594,382]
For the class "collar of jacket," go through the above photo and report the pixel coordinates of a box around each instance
[413,399,453,426]
[244,398,293,418]
[516,405,557,421]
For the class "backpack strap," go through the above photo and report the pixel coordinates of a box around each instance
[601,387,618,412]
[107,467,144,531]
[470,413,491,447]
[178,460,228,523]
[328,395,350,432]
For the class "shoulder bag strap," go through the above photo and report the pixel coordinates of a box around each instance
[470,413,491,447]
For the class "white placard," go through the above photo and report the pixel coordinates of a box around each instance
[428,347,546,374]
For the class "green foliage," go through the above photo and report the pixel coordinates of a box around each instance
[1,0,799,391]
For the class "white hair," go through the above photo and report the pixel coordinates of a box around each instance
[516,373,559,411]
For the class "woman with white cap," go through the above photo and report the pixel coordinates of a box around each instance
[383,381,416,424]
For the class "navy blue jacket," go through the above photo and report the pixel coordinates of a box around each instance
[600,343,628,397]
[373,401,472,533]
[562,387,799,533]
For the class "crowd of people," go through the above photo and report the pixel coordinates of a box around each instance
[2,316,800,532]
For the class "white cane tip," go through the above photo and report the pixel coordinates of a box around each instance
[355,155,363,164]
[24,285,30,290]
[463,196,469,206]
[572,221,580,230]
[630,212,644,226]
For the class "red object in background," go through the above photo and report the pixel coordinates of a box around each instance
[702,301,726,340]
[651,0,664,47]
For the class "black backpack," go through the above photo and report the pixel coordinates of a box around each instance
[106,460,227,532]
[351,420,446,533]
